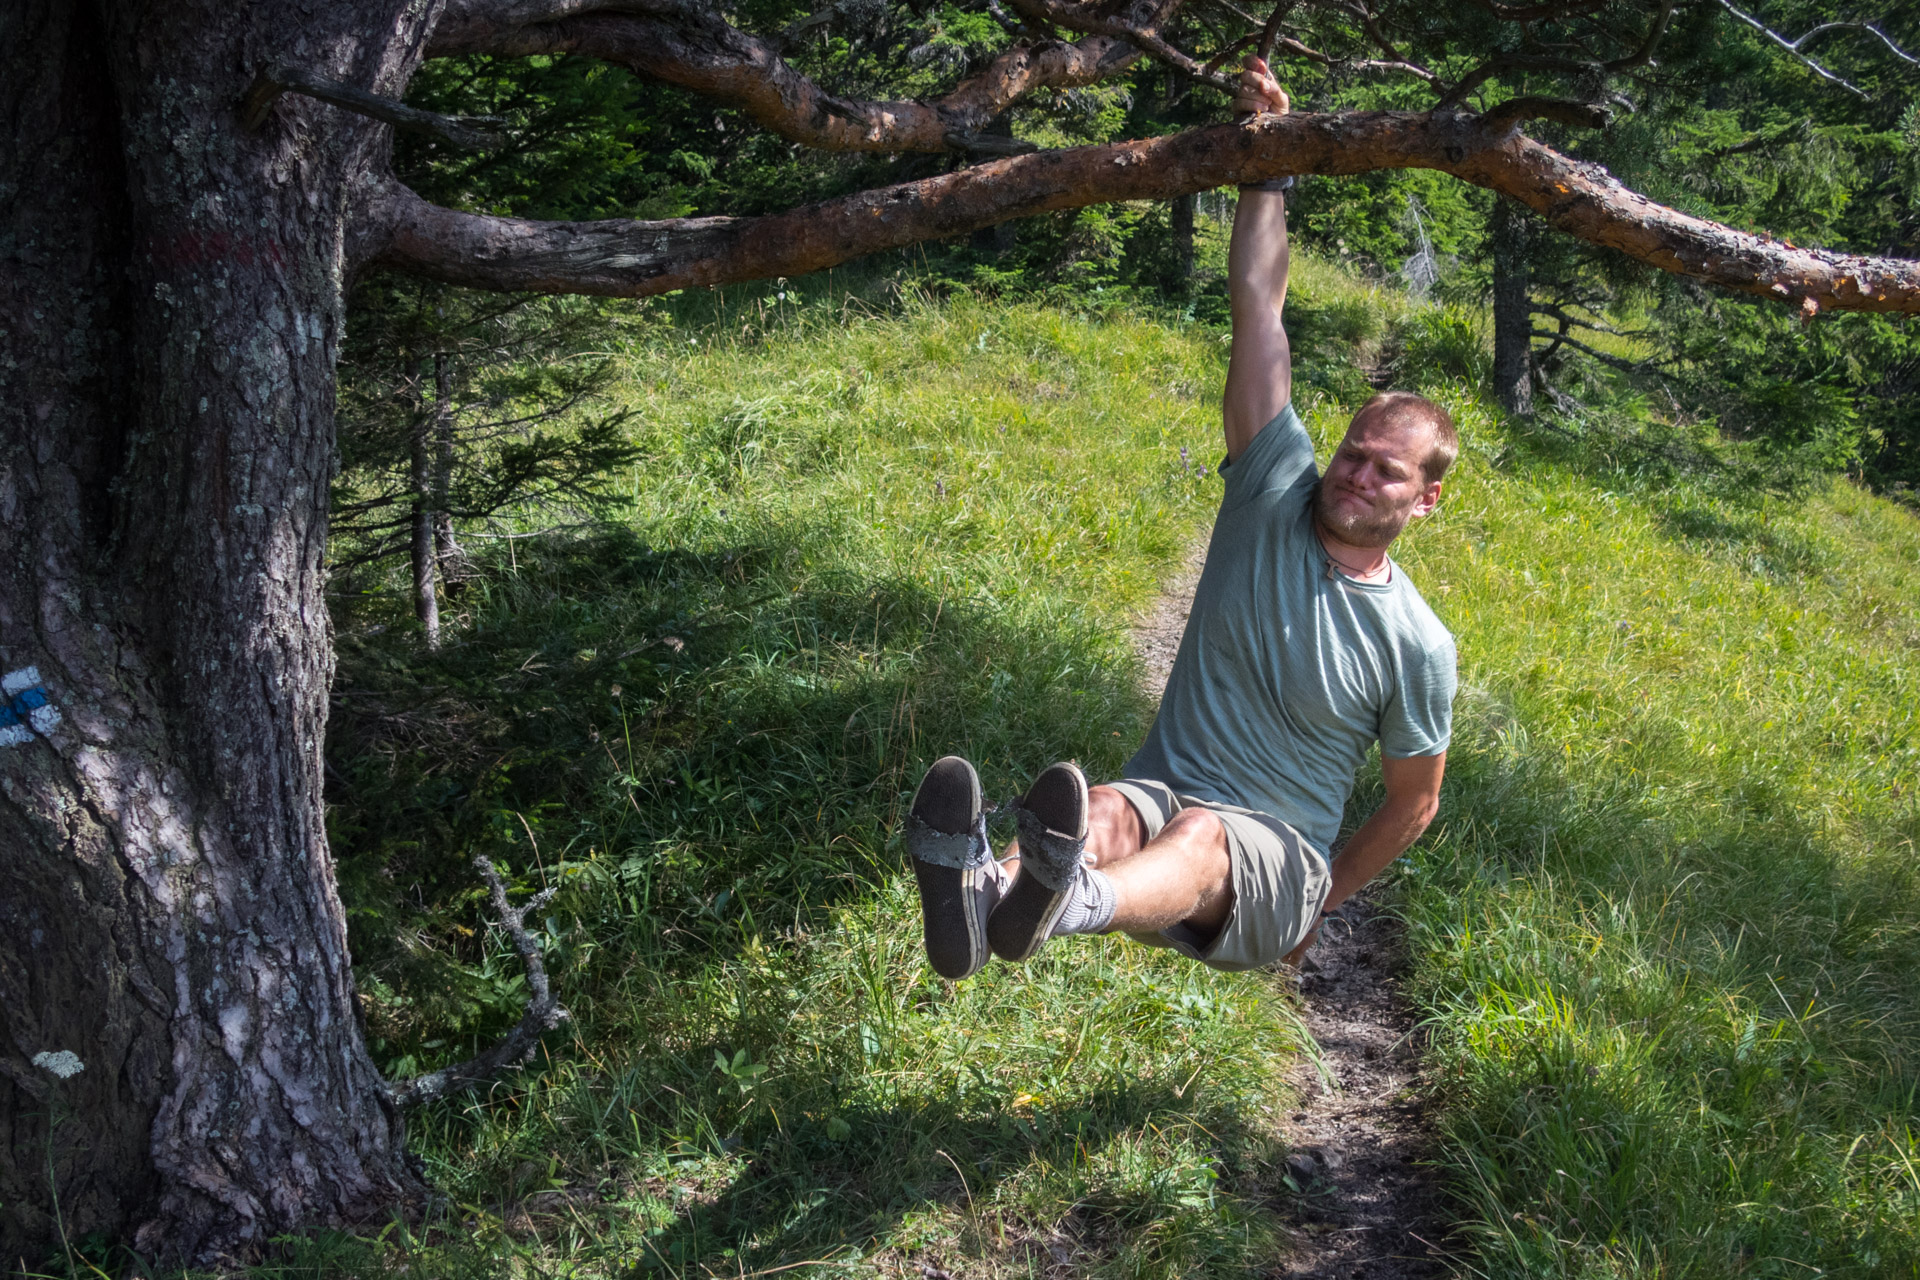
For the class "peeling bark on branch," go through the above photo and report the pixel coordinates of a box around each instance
[366,112,1920,316]
[385,858,570,1109]
[430,0,1137,153]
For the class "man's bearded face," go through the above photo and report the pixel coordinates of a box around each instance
[1312,413,1441,550]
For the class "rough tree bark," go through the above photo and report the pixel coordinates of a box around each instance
[0,0,431,1263]
[1490,195,1534,415]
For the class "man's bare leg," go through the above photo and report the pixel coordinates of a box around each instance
[1001,786,1234,937]
[1103,808,1234,934]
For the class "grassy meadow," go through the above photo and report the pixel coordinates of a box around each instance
[268,245,1919,1278]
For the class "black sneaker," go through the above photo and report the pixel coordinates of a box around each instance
[986,761,1089,963]
[907,755,1003,980]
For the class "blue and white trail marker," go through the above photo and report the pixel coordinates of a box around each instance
[0,666,61,748]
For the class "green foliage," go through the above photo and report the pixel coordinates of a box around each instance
[1394,305,1494,389]
[332,281,645,581]
[1505,0,1920,484]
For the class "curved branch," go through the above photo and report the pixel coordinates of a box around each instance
[363,111,1920,315]
[1533,327,1672,373]
[430,0,1138,153]
[1483,95,1611,131]
[1257,0,1299,64]
[1002,0,1234,87]
[1323,0,1438,82]
[385,855,570,1109]
[1717,0,1872,96]
[243,62,508,149]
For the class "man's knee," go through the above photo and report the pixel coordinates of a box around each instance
[1162,806,1227,849]
[1161,809,1234,924]
[1088,785,1145,838]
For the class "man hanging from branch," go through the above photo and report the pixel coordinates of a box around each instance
[906,57,1455,980]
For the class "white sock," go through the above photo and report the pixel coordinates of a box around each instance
[1051,866,1117,936]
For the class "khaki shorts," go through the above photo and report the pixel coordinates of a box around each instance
[1104,778,1332,972]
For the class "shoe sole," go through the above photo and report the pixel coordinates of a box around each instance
[987,762,1088,963]
[909,755,992,980]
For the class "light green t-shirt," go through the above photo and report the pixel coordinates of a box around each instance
[1124,403,1456,860]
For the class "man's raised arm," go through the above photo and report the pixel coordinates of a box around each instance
[1222,57,1293,462]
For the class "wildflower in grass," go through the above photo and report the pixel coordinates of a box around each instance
[32,1050,84,1079]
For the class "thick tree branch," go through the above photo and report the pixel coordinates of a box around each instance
[429,1,1136,153]
[362,111,1920,315]
[242,63,507,149]
[385,856,570,1109]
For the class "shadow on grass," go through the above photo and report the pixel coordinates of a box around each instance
[326,523,1153,1092]
[1648,501,1827,578]
[625,1078,1277,1277]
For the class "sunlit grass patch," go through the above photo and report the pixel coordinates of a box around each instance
[1383,389,1920,1277]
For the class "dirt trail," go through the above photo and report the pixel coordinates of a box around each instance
[1131,547,1454,1280]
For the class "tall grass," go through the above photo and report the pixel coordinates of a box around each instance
[1384,416,1920,1278]
[263,247,1920,1280]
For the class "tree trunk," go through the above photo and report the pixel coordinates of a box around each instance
[970,115,1020,256]
[0,0,430,1263]
[411,365,442,649]
[1167,192,1197,289]
[432,353,461,578]
[1490,196,1534,416]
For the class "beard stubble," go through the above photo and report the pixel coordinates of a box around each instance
[1311,479,1411,549]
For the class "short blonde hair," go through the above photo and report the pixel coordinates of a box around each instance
[1353,391,1458,484]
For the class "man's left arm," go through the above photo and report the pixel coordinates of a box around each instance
[1284,751,1444,964]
